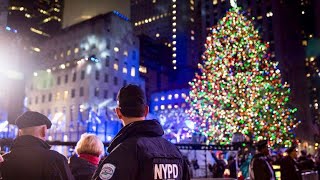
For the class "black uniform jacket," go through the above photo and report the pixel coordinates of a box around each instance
[92,120,190,180]
[249,153,275,180]
[0,135,74,180]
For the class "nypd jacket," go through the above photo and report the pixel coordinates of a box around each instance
[249,153,275,180]
[0,135,74,180]
[92,120,190,180]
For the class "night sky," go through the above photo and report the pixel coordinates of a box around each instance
[63,0,130,28]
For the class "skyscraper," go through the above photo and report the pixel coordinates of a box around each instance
[7,0,63,49]
[131,0,202,87]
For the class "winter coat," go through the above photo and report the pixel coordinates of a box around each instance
[69,154,98,180]
[92,120,190,180]
[0,135,74,180]
[281,156,302,180]
[249,153,275,180]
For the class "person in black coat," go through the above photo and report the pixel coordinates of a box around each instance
[280,145,302,180]
[92,84,190,180]
[249,140,275,180]
[69,133,105,180]
[0,111,74,180]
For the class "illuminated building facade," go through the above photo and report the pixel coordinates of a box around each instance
[25,12,145,142]
[6,0,63,51]
[131,0,202,87]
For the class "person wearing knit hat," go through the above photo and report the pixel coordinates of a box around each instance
[280,145,302,180]
[0,111,74,180]
[249,140,275,180]
[92,84,190,180]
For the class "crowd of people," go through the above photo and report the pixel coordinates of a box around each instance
[0,84,190,180]
[0,84,320,180]
[207,139,320,180]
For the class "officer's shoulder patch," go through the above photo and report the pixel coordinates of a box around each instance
[99,163,116,180]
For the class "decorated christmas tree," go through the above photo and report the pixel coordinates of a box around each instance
[186,7,298,147]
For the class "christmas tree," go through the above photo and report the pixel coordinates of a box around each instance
[186,7,298,147]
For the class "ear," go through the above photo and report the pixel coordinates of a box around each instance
[40,126,46,139]
[144,105,149,117]
[115,107,123,119]
[18,129,22,136]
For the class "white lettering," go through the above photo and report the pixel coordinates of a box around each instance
[167,164,173,178]
[161,164,168,179]
[154,163,179,179]
[173,164,178,178]
[154,164,162,179]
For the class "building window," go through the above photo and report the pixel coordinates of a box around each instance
[104,90,108,99]
[94,87,99,97]
[104,74,109,83]
[81,70,85,80]
[113,92,117,101]
[48,93,52,102]
[80,87,84,97]
[131,66,136,77]
[29,97,32,105]
[74,47,79,54]
[42,95,45,103]
[105,56,110,67]
[114,59,119,70]
[65,74,68,83]
[35,96,38,104]
[114,77,118,85]
[57,76,61,85]
[56,92,61,101]
[71,89,75,98]
[95,70,100,80]
[72,72,76,82]
[132,51,136,60]
[123,67,127,74]
[64,91,68,100]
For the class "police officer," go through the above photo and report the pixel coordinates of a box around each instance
[280,145,302,180]
[92,84,190,180]
[0,111,74,180]
[249,140,275,180]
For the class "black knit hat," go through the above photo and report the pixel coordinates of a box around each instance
[286,145,298,154]
[15,111,52,129]
[117,84,146,117]
[255,140,268,151]
[117,84,146,108]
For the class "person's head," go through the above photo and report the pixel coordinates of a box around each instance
[15,111,52,141]
[286,145,298,159]
[301,150,307,156]
[115,84,148,125]
[255,140,269,156]
[75,133,105,157]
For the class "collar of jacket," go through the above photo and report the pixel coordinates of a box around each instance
[108,120,164,153]
[11,135,51,150]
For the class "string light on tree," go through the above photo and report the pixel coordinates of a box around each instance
[186,7,299,147]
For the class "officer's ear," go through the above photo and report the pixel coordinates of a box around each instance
[144,105,149,117]
[115,107,123,119]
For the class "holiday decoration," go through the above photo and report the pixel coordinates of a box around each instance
[186,7,298,147]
